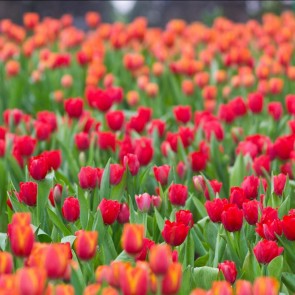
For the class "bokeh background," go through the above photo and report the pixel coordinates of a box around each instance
[0,0,294,26]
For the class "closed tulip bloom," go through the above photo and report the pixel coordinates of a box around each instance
[173,105,192,124]
[45,244,69,279]
[241,175,259,199]
[149,244,172,275]
[253,240,283,264]
[134,138,154,166]
[98,199,121,225]
[211,281,233,295]
[205,198,228,223]
[161,263,182,295]
[229,187,246,209]
[123,153,140,176]
[109,164,125,185]
[168,184,188,206]
[120,265,149,295]
[253,277,279,295]
[218,261,237,285]
[16,267,47,295]
[35,121,51,141]
[64,98,84,118]
[10,212,31,226]
[78,166,98,189]
[97,131,116,151]
[248,92,263,113]
[162,220,189,246]
[273,173,287,196]
[242,200,261,225]
[204,179,222,200]
[14,135,36,157]
[282,214,295,241]
[106,110,125,131]
[286,94,295,115]
[29,155,48,180]
[175,209,194,228]
[117,203,130,224]
[153,165,171,186]
[135,193,152,212]
[19,182,38,206]
[189,151,208,172]
[62,197,80,222]
[42,150,62,171]
[268,102,283,121]
[75,230,98,260]
[121,224,144,255]
[8,224,34,257]
[221,204,243,232]
[75,132,90,151]
[253,155,270,176]
[0,252,13,275]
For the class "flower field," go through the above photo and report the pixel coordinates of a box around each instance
[0,10,295,294]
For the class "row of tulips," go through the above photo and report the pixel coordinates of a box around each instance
[1,10,295,295]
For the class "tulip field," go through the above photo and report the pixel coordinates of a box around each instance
[1,10,295,294]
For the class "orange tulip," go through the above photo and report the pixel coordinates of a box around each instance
[121,224,144,255]
[74,230,98,260]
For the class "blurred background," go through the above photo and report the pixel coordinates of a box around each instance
[0,0,294,26]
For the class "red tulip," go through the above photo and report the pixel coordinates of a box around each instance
[75,132,90,151]
[14,135,36,157]
[241,175,259,199]
[123,153,140,176]
[98,199,120,225]
[229,187,246,209]
[253,240,283,264]
[189,151,207,172]
[242,200,261,225]
[74,230,98,260]
[268,102,283,121]
[19,182,38,206]
[117,203,130,224]
[29,155,48,180]
[248,92,263,113]
[175,209,194,228]
[149,244,172,275]
[218,261,237,285]
[286,94,295,115]
[168,184,188,206]
[64,98,83,118]
[253,155,270,176]
[42,150,62,171]
[282,213,295,240]
[106,110,125,131]
[35,121,51,141]
[173,105,192,124]
[78,166,98,189]
[153,165,170,185]
[136,238,155,261]
[205,198,228,223]
[62,197,80,222]
[221,204,243,232]
[134,137,153,166]
[37,111,57,132]
[273,173,287,196]
[162,220,189,246]
[97,131,116,151]
[109,164,125,185]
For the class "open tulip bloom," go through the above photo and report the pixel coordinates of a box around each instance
[0,9,295,295]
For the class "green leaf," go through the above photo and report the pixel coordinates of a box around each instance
[193,266,219,290]
[76,185,89,229]
[241,250,260,282]
[229,154,249,187]
[111,171,126,201]
[71,254,86,294]
[154,208,165,232]
[47,208,71,236]
[192,196,207,218]
[115,250,134,263]
[194,254,209,267]
[37,177,53,226]
[282,272,295,292]
[61,235,76,246]
[278,195,290,219]
[100,159,111,199]
[267,255,283,280]
[0,233,7,251]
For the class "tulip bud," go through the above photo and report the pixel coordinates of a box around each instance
[106,110,125,131]
[117,203,130,224]
[135,238,155,261]
[221,204,244,232]
[218,261,237,285]
[152,195,161,208]
[135,193,152,212]
[168,184,188,206]
[205,198,228,223]
[273,173,287,196]
[78,166,98,189]
[162,220,189,246]
[175,209,194,228]
[253,240,283,264]
[241,175,259,200]
[153,165,170,186]
[149,244,172,275]
[282,213,295,241]
[109,164,125,185]
[123,153,140,176]
[62,197,80,222]
[19,182,38,206]
[242,200,260,225]
[98,199,121,225]
[16,267,47,295]
[64,98,83,118]
[121,224,144,255]
[229,187,246,209]
[161,263,182,295]
[29,155,48,181]
[74,230,98,260]
[75,132,90,151]
[253,277,279,295]
[0,252,13,275]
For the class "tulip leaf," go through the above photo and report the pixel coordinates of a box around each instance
[37,177,53,226]
[76,185,89,229]
[192,196,207,218]
[240,250,260,282]
[0,233,7,251]
[154,208,165,232]
[100,159,111,199]
[229,154,248,188]
[111,171,126,201]
[282,272,295,292]
[278,195,290,219]
[192,266,219,290]
[71,253,86,294]
[267,255,283,280]
[61,235,76,246]
[32,225,52,243]
[47,207,71,236]
[194,254,209,267]
[115,250,134,263]
[179,267,193,295]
